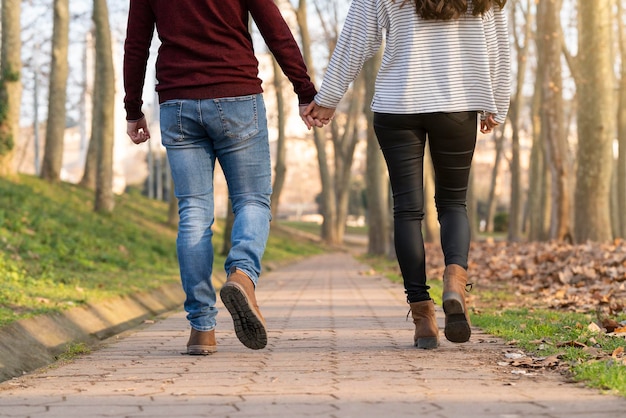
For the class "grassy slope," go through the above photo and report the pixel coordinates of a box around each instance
[0,174,324,328]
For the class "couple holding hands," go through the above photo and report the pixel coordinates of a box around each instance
[124,0,510,354]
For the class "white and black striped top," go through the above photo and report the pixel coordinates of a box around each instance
[314,0,511,123]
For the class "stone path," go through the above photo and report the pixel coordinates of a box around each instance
[1,252,625,417]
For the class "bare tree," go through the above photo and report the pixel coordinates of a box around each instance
[270,57,287,220]
[302,0,365,245]
[80,28,97,190]
[80,128,97,189]
[537,0,571,241]
[526,43,550,241]
[507,0,532,241]
[327,74,363,244]
[616,0,626,238]
[570,0,614,242]
[0,0,22,177]
[363,51,391,255]
[422,143,439,243]
[40,0,69,182]
[293,0,339,244]
[92,0,115,213]
[485,126,505,234]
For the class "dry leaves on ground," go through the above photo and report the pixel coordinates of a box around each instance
[424,239,626,316]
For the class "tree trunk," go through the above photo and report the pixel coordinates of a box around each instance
[507,0,532,241]
[423,143,439,243]
[80,30,97,190]
[0,0,22,178]
[295,0,338,244]
[92,0,116,213]
[80,132,97,189]
[270,57,287,220]
[537,0,571,241]
[616,0,626,238]
[40,0,69,182]
[573,0,614,242]
[485,127,505,234]
[527,50,549,241]
[363,53,390,255]
[331,73,362,244]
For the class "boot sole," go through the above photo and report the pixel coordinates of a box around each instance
[187,345,217,355]
[443,296,471,343]
[415,337,438,349]
[220,283,267,350]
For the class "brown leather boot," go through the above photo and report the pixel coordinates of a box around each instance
[409,300,439,349]
[442,264,471,343]
[186,328,217,355]
[219,267,267,349]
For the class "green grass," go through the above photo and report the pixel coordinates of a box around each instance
[55,342,91,362]
[0,175,326,328]
[472,308,626,397]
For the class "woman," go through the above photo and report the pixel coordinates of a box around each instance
[305,0,510,348]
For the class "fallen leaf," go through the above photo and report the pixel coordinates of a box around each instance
[587,322,602,333]
[556,340,587,348]
[505,352,525,360]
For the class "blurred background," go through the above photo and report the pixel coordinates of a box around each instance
[2,0,623,251]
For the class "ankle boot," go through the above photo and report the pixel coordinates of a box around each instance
[442,264,471,343]
[409,300,439,349]
[187,328,217,355]
[220,267,267,350]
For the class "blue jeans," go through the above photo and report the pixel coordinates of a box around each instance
[160,94,272,331]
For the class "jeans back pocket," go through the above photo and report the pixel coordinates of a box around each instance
[214,95,260,141]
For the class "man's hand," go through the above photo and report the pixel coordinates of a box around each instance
[127,117,151,144]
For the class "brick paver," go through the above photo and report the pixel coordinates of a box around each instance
[1,252,625,417]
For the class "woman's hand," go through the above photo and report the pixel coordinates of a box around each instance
[480,113,499,134]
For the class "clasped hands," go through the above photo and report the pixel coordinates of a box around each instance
[299,102,335,130]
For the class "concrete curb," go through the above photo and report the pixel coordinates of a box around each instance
[0,281,186,382]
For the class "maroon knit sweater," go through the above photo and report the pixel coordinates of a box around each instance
[123,0,317,121]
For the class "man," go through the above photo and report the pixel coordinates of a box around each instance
[123,0,317,353]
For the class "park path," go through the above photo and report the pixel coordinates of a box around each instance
[1,252,625,417]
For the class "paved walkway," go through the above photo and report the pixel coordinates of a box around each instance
[1,252,625,417]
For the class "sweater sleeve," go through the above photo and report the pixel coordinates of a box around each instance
[249,0,317,105]
[314,0,383,109]
[123,0,156,121]
[486,6,511,124]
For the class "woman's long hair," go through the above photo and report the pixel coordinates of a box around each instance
[398,0,506,20]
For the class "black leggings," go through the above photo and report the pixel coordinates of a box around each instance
[373,112,477,303]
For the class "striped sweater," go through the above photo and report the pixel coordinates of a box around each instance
[314,0,511,123]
